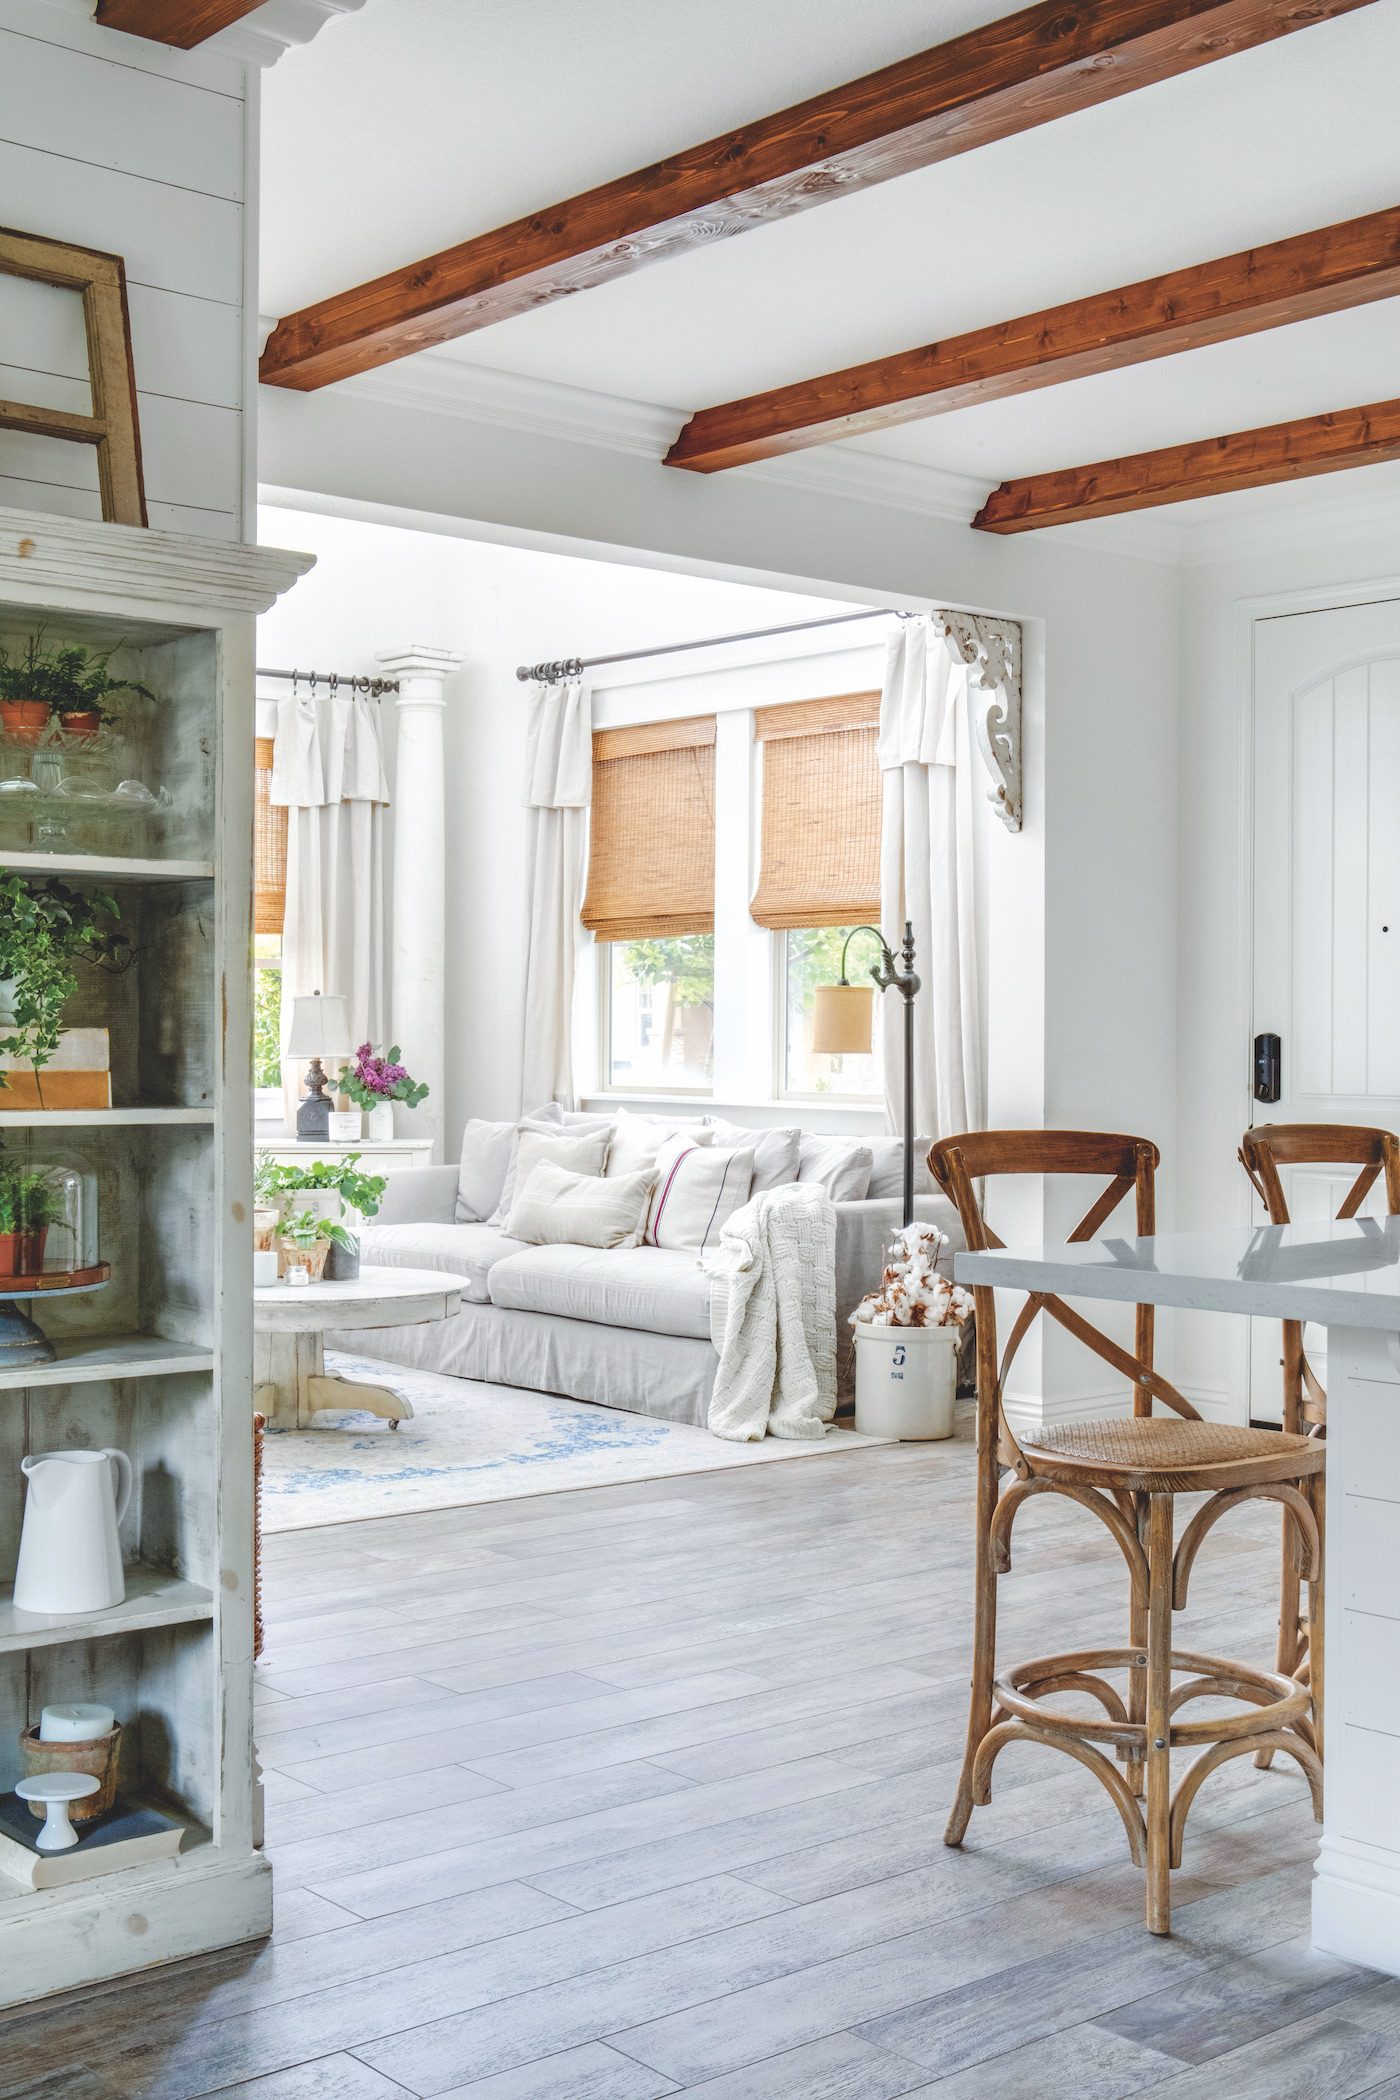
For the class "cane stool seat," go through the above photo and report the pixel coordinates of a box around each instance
[1021,1416,1327,1493]
[931,1128,1325,1937]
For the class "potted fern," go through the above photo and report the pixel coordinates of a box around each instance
[0,1162,63,1278]
[0,629,153,743]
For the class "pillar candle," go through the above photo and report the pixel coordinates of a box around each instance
[38,1702,115,1743]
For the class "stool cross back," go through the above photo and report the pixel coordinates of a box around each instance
[1238,1122,1400,1696]
[930,1128,1325,1936]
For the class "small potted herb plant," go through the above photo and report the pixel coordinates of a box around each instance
[337,1042,429,1142]
[277,1207,329,1286]
[0,1162,63,1278]
[0,629,153,743]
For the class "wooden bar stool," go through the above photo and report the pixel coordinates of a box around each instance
[930,1129,1325,1935]
[1237,1122,1400,1743]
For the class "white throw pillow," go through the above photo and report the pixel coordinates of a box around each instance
[524,1102,617,1134]
[647,1135,754,1253]
[797,1135,873,1201]
[606,1107,712,1178]
[506,1159,655,1249]
[488,1124,610,1225]
[867,1136,934,1199]
[705,1118,802,1193]
[455,1118,516,1222]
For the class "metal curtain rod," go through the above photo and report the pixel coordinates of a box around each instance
[256,665,400,696]
[515,607,912,684]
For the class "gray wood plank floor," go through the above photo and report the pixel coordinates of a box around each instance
[4,1420,1399,2099]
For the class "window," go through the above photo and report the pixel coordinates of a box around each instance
[582,715,717,1093]
[253,932,283,1092]
[578,689,888,1107]
[782,926,882,1098]
[253,735,286,1106]
[751,693,882,1102]
[606,935,714,1090]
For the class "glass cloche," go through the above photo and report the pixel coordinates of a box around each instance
[0,1150,107,1368]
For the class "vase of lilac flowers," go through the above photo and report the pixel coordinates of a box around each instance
[336,1042,429,1142]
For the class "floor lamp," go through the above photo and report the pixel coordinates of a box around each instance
[812,922,920,1227]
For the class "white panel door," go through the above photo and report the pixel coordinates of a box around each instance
[1250,599,1400,1419]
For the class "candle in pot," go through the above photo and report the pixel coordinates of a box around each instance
[38,1702,115,1743]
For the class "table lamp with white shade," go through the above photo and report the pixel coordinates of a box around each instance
[812,922,920,1227]
[286,991,351,1141]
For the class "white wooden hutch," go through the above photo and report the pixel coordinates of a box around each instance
[0,509,310,2004]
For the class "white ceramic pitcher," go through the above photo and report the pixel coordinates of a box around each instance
[13,1449,132,1615]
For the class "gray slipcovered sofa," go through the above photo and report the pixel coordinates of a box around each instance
[335,1119,963,1429]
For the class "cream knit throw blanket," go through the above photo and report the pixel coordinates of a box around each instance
[702,1183,838,1442]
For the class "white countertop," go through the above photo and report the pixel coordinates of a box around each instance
[955,1218,1400,1331]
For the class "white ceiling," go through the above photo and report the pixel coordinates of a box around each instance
[260,0,1400,529]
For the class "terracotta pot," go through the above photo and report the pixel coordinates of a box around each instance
[20,1722,122,1824]
[59,710,102,740]
[0,1227,47,1278]
[277,1232,329,1282]
[0,698,50,743]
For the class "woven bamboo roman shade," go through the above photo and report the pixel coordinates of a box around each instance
[580,715,716,941]
[253,734,287,936]
[750,692,881,929]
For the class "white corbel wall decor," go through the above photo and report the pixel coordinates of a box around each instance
[935,610,1023,834]
[377,645,463,1162]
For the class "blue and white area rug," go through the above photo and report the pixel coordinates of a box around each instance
[260,1352,883,1532]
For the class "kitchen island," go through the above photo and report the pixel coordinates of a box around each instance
[956,1216,1400,1976]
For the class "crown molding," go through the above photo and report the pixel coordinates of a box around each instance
[266,339,1400,568]
[0,505,313,612]
[203,0,367,67]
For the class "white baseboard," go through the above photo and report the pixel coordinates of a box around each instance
[1313,1836,1400,1974]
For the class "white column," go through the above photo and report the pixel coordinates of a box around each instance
[377,646,462,1163]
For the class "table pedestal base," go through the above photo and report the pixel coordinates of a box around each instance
[1313,1320,1400,1975]
[253,1329,413,1431]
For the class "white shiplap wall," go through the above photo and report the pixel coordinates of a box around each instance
[0,0,252,539]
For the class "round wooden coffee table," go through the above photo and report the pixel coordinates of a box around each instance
[253,1265,465,1430]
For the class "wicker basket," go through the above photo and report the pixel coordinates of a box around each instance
[19,1721,122,1822]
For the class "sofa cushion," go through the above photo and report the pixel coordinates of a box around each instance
[357,1221,529,1304]
[456,1118,516,1222]
[867,1135,936,1199]
[705,1118,801,1192]
[647,1135,754,1253]
[488,1124,611,1226]
[505,1160,655,1249]
[487,1242,714,1341]
[797,1134,873,1200]
[607,1107,713,1177]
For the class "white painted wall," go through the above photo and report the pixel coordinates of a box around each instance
[1177,510,1400,1418]
[0,0,255,538]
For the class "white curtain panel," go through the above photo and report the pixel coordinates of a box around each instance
[521,677,592,1111]
[878,617,983,1142]
[271,687,390,1125]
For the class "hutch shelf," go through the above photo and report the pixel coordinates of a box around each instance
[0,507,310,2006]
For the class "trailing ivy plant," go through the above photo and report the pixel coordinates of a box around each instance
[0,877,131,1082]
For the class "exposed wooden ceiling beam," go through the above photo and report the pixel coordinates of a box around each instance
[667,206,1400,473]
[972,397,1400,531]
[259,0,1375,391]
[94,0,269,44]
